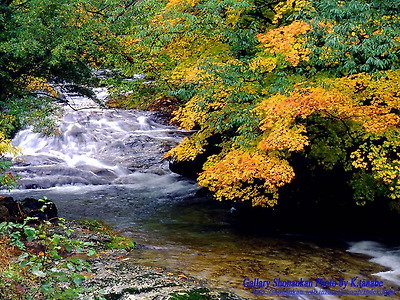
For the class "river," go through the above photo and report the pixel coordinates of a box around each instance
[2,87,400,299]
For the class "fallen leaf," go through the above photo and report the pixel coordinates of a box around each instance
[119,257,130,261]
[7,172,15,181]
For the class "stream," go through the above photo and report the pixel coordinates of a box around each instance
[2,87,400,299]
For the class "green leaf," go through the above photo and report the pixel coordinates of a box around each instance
[41,283,54,295]
[87,249,97,257]
[32,266,46,277]
[72,274,84,286]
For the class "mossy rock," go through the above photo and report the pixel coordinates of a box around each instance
[78,219,135,251]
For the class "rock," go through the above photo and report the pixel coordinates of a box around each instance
[0,197,22,222]
[169,158,205,179]
[57,221,243,300]
[20,197,58,222]
[168,133,222,179]
[0,204,10,221]
[0,196,59,222]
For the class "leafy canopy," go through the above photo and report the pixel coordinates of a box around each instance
[0,0,135,186]
[122,0,400,210]
[3,0,400,211]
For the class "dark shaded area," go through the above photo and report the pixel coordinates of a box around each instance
[169,134,222,179]
[229,155,400,241]
[0,196,58,223]
[170,149,400,240]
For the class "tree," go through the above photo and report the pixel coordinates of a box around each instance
[0,0,136,187]
[133,0,400,210]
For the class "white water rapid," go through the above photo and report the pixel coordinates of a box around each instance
[11,109,186,189]
[348,241,400,286]
[5,86,198,227]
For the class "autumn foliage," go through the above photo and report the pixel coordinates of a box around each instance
[3,0,400,211]
[108,0,400,210]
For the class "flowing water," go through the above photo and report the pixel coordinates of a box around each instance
[3,88,400,299]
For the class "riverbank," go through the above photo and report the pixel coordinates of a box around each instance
[65,220,243,299]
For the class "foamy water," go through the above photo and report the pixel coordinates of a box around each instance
[348,241,400,286]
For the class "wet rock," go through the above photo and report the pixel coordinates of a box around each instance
[0,197,22,222]
[168,134,222,179]
[169,159,204,179]
[59,221,242,300]
[82,257,243,300]
[20,197,58,222]
[0,197,58,222]
[0,204,9,220]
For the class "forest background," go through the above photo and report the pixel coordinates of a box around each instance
[2,0,400,215]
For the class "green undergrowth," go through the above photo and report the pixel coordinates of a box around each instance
[104,79,179,114]
[0,216,98,299]
[77,219,135,251]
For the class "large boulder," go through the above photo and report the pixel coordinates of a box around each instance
[168,134,222,179]
[20,197,58,222]
[0,197,21,222]
[0,196,58,222]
